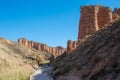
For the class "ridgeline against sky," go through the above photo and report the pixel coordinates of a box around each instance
[0,0,120,47]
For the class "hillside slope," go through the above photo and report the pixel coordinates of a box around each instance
[53,19,120,80]
[0,38,51,80]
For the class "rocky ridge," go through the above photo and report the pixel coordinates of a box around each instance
[18,38,66,57]
[67,5,120,53]
[53,18,120,80]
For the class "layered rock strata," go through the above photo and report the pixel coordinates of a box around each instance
[18,38,66,57]
[67,5,120,52]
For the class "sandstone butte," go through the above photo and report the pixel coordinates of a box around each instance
[67,5,120,53]
[18,5,120,57]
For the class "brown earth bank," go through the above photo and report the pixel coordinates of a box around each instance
[0,37,52,79]
[0,37,39,66]
[52,18,120,80]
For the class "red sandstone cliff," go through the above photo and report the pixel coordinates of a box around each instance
[67,5,120,53]
[18,38,66,57]
[67,40,79,53]
[53,18,120,80]
[18,6,120,56]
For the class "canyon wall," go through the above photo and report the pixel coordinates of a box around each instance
[67,5,120,53]
[18,38,66,57]
[18,5,120,55]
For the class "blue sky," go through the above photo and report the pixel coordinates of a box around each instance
[0,0,120,47]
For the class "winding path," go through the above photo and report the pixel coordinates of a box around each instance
[30,65,53,80]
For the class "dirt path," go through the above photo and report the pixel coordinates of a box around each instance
[30,65,53,80]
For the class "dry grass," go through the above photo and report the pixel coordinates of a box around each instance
[0,38,50,80]
[0,46,33,80]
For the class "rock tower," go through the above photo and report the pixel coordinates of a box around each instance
[67,5,120,53]
[18,5,120,55]
[78,5,112,41]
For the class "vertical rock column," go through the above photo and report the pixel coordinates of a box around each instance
[97,6,112,29]
[67,40,78,53]
[18,38,29,47]
[78,6,99,41]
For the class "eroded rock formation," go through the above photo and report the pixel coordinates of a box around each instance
[53,17,120,80]
[67,5,120,53]
[18,6,120,55]
[67,40,79,53]
[114,8,120,16]
[18,38,66,57]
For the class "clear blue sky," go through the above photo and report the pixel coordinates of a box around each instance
[0,0,120,47]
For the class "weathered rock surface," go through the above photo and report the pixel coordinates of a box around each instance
[67,40,79,53]
[114,8,120,16]
[78,5,117,41]
[18,38,66,57]
[67,5,120,53]
[53,18,120,80]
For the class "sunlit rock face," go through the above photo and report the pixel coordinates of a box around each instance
[66,5,120,53]
[67,40,79,53]
[18,38,66,57]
